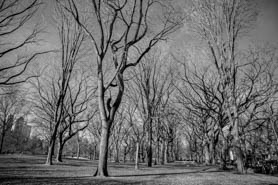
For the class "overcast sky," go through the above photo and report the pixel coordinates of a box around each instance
[252,0,278,43]
[29,0,278,61]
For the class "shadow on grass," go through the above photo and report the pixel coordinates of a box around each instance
[113,167,222,178]
[0,176,143,185]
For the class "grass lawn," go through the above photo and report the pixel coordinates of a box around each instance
[0,154,277,185]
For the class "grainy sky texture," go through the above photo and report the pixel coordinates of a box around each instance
[32,0,278,53]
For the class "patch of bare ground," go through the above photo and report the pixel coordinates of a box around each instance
[0,154,277,185]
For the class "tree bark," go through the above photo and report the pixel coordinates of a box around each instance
[161,140,165,165]
[146,119,152,167]
[0,130,5,154]
[209,139,216,165]
[271,120,278,146]
[204,143,210,165]
[56,140,64,162]
[114,143,119,163]
[220,139,227,170]
[164,140,168,164]
[45,138,55,165]
[94,120,111,177]
[233,112,245,173]
[75,134,80,159]
[93,144,97,160]
[135,142,139,169]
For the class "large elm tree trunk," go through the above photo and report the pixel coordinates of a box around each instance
[94,120,111,176]
[233,116,245,173]
[94,71,123,176]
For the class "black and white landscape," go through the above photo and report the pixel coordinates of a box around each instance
[0,0,278,184]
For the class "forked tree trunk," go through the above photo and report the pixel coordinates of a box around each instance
[94,120,111,177]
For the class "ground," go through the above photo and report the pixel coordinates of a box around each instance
[0,155,277,185]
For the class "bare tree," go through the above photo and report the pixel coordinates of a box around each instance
[59,0,182,176]
[188,0,258,173]
[0,88,18,153]
[126,50,176,167]
[30,2,86,165]
[56,77,96,162]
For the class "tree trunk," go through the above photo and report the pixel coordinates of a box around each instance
[164,140,168,164]
[0,130,5,154]
[56,140,64,162]
[209,139,216,165]
[114,143,119,163]
[94,120,111,177]
[45,138,55,165]
[233,114,245,173]
[156,139,160,165]
[161,140,165,165]
[271,120,278,146]
[220,139,227,170]
[146,119,152,167]
[135,142,139,169]
[123,148,127,163]
[76,135,80,159]
[93,144,97,160]
[204,143,210,165]
[234,139,245,173]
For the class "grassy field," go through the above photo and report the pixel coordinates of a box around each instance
[0,154,277,185]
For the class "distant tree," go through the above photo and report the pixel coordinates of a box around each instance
[25,136,44,154]
[127,50,176,167]
[0,87,23,153]
[87,116,101,160]
[56,80,97,162]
